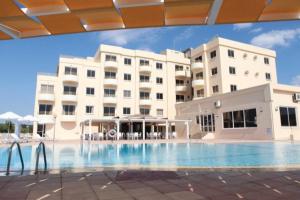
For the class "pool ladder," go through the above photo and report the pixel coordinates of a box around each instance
[6,141,48,175]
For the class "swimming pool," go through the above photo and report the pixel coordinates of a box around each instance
[1,141,300,173]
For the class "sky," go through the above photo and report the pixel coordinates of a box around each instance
[0,20,300,115]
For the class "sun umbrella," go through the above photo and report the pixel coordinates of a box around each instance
[0,112,22,135]
[19,115,37,124]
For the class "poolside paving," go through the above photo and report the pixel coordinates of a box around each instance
[0,170,299,200]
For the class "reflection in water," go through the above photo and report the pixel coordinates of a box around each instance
[0,142,300,172]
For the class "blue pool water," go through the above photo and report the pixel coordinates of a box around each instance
[0,142,300,172]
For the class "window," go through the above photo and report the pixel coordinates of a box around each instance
[228,49,235,58]
[123,90,131,98]
[210,50,216,59]
[123,107,131,115]
[176,95,184,102]
[140,75,150,82]
[280,107,297,127]
[65,67,77,75]
[156,63,163,69]
[245,109,257,127]
[124,58,131,65]
[105,55,117,62]
[156,93,163,100]
[175,65,183,71]
[140,108,150,115]
[140,59,149,66]
[157,109,163,116]
[211,67,218,75]
[39,104,52,115]
[64,86,76,95]
[40,84,54,94]
[63,105,75,115]
[264,57,269,65]
[86,87,95,95]
[195,56,202,62]
[230,85,237,92]
[229,67,236,75]
[196,116,200,124]
[86,106,94,114]
[104,89,116,97]
[196,89,204,98]
[87,70,95,78]
[156,77,163,84]
[233,110,244,128]
[104,107,115,116]
[176,79,184,86]
[104,71,116,79]
[140,92,150,99]
[265,73,271,80]
[199,114,215,132]
[212,85,219,93]
[124,73,131,81]
[223,109,257,128]
[195,72,203,79]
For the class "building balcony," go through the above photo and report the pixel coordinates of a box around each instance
[37,115,55,124]
[61,115,76,122]
[63,74,78,83]
[104,61,118,69]
[140,99,152,106]
[139,81,152,89]
[191,62,204,71]
[192,79,205,88]
[176,85,188,92]
[38,93,55,101]
[103,96,117,104]
[139,65,152,73]
[103,78,118,86]
[175,70,190,77]
[62,94,77,102]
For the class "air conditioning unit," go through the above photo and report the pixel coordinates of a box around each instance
[293,93,300,102]
[214,100,221,108]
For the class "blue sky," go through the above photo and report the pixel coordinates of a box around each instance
[0,20,299,115]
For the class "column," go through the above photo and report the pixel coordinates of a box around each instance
[165,120,169,140]
[89,119,92,141]
[116,120,120,140]
[142,119,145,140]
[185,121,190,139]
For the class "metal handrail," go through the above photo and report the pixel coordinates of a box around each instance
[35,142,47,174]
[6,142,24,175]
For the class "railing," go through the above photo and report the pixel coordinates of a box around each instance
[6,142,24,175]
[35,142,47,174]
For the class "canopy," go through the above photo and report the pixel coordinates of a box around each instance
[0,112,22,121]
[19,115,37,124]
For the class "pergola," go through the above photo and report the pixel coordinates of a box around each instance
[0,0,299,40]
[81,115,192,140]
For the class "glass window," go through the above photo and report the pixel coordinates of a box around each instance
[210,50,216,59]
[157,109,163,116]
[123,90,131,98]
[140,59,149,66]
[264,57,269,65]
[289,108,297,126]
[124,58,131,65]
[265,73,271,80]
[86,87,95,95]
[228,49,235,58]
[223,112,233,128]
[123,107,131,115]
[39,104,52,115]
[176,79,184,86]
[196,89,204,97]
[64,86,76,95]
[105,55,117,62]
[175,65,183,71]
[140,108,150,115]
[212,85,219,93]
[229,67,236,74]
[195,72,203,79]
[40,84,54,94]
[63,105,75,115]
[156,77,163,84]
[140,75,150,82]
[104,107,115,116]
[233,110,244,128]
[104,89,115,97]
[280,107,297,127]
[87,70,95,78]
[230,85,237,92]
[176,95,185,102]
[195,56,202,62]
[124,73,131,81]
[104,71,116,79]
[156,63,163,69]
[245,109,257,127]
[140,92,150,99]
[156,93,163,100]
[86,106,94,114]
[65,67,77,75]
[211,67,218,75]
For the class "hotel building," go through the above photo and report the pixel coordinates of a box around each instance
[34,37,300,140]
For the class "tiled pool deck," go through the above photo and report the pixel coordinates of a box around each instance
[0,169,299,200]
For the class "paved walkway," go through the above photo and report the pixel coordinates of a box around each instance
[0,170,299,200]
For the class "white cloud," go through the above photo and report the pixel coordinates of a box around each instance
[250,28,300,49]
[291,75,300,86]
[174,27,194,42]
[250,27,263,33]
[233,23,253,30]
[98,28,165,46]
